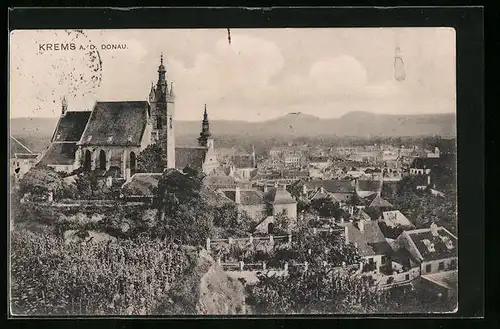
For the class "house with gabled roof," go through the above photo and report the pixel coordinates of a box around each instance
[294,179,356,204]
[218,187,266,221]
[339,219,393,273]
[392,223,458,275]
[10,136,41,178]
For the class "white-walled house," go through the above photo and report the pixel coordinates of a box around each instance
[393,223,458,275]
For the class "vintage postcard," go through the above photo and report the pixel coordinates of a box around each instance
[9,27,457,316]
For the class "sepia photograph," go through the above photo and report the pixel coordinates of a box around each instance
[9,26,458,316]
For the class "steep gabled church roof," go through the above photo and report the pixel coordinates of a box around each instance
[52,111,92,142]
[36,142,79,166]
[79,101,149,147]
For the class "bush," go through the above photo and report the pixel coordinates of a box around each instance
[10,229,191,315]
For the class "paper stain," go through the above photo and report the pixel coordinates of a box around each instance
[394,46,406,82]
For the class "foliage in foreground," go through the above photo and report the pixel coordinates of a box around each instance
[246,265,456,314]
[10,229,191,315]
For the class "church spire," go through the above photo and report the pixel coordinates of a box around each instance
[156,53,168,101]
[198,104,212,147]
[61,96,68,115]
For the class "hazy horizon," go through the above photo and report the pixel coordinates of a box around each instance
[10,109,456,124]
[10,28,456,121]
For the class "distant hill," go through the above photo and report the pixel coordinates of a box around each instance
[176,111,456,138]
[9,111,456,151]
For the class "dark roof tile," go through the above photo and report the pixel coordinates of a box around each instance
[36,142,79,166]
[407,227,457,262]
[356,179,381,192]
[52,111,92,142]
[79,101,149,146]
[305,179,355,194]
[339,221,389,257]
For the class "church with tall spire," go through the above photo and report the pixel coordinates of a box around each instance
[36,53,221,178]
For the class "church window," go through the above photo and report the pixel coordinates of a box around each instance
[169,117,173,129]
[130,152,137,174]
[84,150,92,170]
[99,150,106,170]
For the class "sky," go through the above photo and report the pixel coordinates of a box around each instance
[9,28,456,122]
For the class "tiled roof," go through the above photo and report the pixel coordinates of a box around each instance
[264,186,296,205]
[421,270,458,291]
[175,147,206,171]
[222,189,264,206]
[305,179,355,194]
[367,194,393,208]
[356,179,381,192]
[121,173,162,196]
[36,142,78,166]
[79,101,149,146]
[406,227,457,262]
[309,188,340,202]
[382,210,414,228]
[202,175,237,187]
[339,220,391,257]
[52,111,92,142]
[410,157,441,169]
[232,154,254,168]
[10,136,35,155]
[353,208,371,221]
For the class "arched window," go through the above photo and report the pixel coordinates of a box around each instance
[130,151,136,174]
[84,150,92,171]
[99,150,106,170]
[268,223,275,234]
[169,117,173,129]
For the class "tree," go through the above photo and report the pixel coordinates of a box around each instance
[137,143,164,173]
[74,171,100,199]
[153,170,215,245]
[309,197,343,219]
[19,167,65,198]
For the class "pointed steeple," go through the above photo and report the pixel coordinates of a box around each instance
[156,53,168,101]
[61,96,68,115]
[198,104,212,147]
[170,81,174,97]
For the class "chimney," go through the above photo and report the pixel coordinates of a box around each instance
[358,220,365,232]
[430,222,438,236]
[300,212,304,222]
[274,181,278,188]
